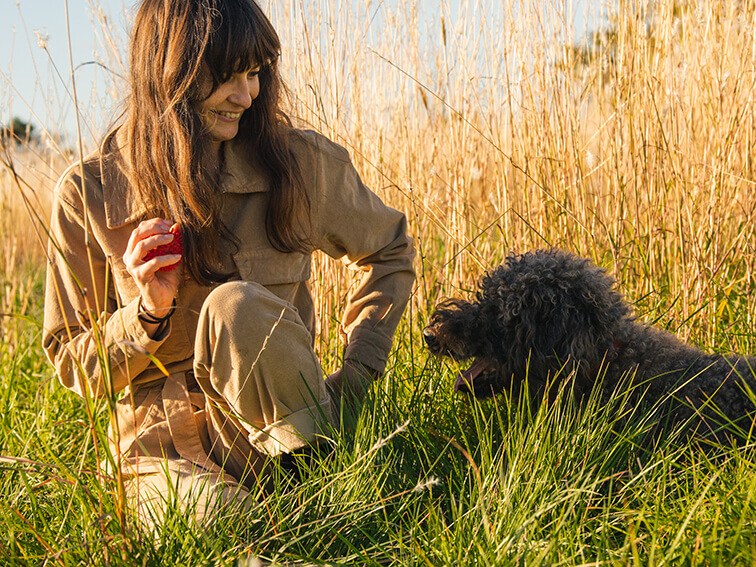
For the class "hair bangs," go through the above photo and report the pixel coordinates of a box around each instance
[205,0,280,87]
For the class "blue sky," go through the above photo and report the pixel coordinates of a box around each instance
[1,0,601,147]
[1,0,131,145]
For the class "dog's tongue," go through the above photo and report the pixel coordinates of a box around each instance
[455,359,489,393]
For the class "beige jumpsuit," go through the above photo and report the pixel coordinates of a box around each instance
[42,127,415,524]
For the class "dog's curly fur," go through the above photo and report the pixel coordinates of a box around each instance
[424,249,756,440]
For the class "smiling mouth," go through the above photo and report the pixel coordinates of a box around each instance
[213,110,242,120]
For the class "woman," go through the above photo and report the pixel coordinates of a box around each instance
[42,0,414,525]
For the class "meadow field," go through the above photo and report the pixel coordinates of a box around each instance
[3,0,756,564]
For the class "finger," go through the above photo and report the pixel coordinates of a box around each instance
[125,234,172,274]
[126,218,174,255]
[143,253,183,273]
[133,232,176,262]
[124,219,175,269]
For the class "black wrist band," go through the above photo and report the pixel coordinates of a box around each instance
[138,297,176,325]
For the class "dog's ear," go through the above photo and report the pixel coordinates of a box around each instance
[480,250,630,387]
[549,262,630,386]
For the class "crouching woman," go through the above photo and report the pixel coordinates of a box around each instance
[42,0,414,526]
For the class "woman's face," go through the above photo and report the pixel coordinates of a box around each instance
[197,66,261,146]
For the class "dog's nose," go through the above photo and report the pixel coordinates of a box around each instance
[423,328,437,348]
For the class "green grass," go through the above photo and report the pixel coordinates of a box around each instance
[3,269,756,566]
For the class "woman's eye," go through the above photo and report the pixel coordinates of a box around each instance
[247,69,261,79]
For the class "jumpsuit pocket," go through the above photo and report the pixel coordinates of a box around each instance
[115,385,164,455]
[232,248,311,285]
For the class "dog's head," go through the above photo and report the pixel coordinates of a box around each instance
[424,249,631,398]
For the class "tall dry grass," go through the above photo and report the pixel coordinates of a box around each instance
[270,0,756,354]
[4,0,755,353]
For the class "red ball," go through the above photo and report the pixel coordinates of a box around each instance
[144,225,183,272]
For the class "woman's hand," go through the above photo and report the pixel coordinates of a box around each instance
[326,359,381,408]
[123,218,182,324]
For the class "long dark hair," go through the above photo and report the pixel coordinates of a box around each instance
[125,0,310,285]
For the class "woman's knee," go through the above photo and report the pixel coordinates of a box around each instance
[199,281,308,341]
[202,281,287,324]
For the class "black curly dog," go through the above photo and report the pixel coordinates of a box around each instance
[424,249,756,442]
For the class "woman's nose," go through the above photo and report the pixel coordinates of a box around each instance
[229,75,253,108]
